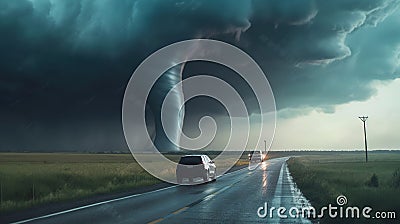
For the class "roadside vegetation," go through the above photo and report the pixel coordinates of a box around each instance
[0,153,248,213]
[0,153,160,213]
[287,152,400,223]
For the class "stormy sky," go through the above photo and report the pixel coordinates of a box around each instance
[1,0,400,152]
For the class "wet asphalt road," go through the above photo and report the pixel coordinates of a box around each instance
[12,157,310,224]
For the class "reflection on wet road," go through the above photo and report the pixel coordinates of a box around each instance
[13,157,310,224]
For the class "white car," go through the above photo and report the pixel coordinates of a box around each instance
[176,155,217,184]
[248,150,263,163]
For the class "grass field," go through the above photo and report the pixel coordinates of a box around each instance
[0,153,248,213]
[0,153,160,213]
[287,152,400,223]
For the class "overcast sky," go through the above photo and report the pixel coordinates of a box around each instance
[1,0,399,151]
[272,78,400,150]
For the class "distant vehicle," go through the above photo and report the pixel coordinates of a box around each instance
[176,155,217,184]
[248,150,263,162]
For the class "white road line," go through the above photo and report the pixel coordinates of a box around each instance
[271,161,285,208]
[12,166,250,224]
[269,157,311,224]
[13,158,289,224]
[12,185,178,224]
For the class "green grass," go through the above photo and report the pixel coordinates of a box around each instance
[0,153,249,213]
[0,153,161,213]
[287,152,400,223]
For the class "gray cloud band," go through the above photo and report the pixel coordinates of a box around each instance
[122,39,276,184]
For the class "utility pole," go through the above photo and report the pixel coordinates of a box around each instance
[359,116,368,163]
[264,140,267,153]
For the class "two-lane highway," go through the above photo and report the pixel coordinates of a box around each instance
[13,157,311,224]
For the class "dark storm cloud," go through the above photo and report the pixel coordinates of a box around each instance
[0,0,399,151]
[239,0,400,111]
